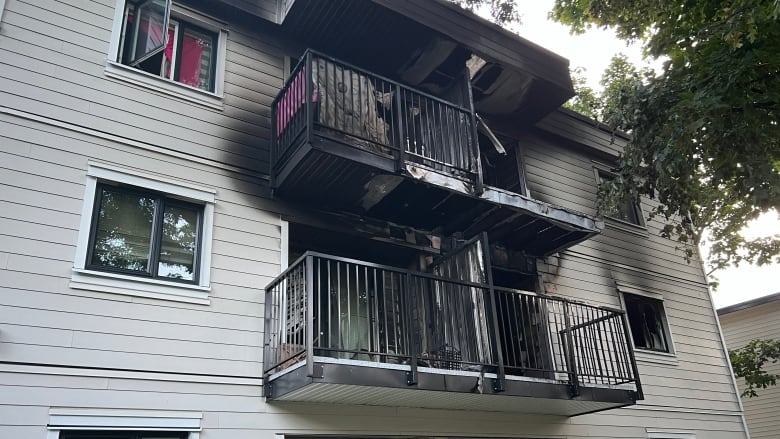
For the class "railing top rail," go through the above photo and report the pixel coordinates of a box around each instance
[266,252,309,288]
[266,250,492,292]
[267,251,630,318]
[272,56,307,107]
[492,285,627,315]
[273,49,473,114]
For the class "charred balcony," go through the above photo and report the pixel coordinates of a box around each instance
[263,249,643,416]
[270,50,601,257]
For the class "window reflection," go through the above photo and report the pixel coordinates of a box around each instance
[158,204,198,281]
[91,187,155,272]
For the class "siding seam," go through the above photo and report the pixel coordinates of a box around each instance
[0,106,271,181]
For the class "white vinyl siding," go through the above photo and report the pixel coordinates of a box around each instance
[0,0,747,438]
[720,301,780,438]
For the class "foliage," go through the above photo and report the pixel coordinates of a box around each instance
[729,338,780,398]
[451,0,520,25]
[566,54,648,132]
[565,67,600,119]
[551,0,780,270]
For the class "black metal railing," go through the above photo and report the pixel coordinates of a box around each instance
[271,50,482,189]
[263,252,643,397]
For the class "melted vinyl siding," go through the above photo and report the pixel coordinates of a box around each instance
[0,0,748,437]
[537,253,741,414]
[0,115,749,438]
[720,303,780,438]
[521,130,706,283]
[517,123,741,415]
[0,0,285,174]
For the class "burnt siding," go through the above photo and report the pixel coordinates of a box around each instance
[522,113,741,416]
[0,0,285,173]
[0,0,746,437]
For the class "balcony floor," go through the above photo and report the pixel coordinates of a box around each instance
[273,133,602,256]
[267,357,638,416]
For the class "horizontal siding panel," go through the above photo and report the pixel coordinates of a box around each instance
[0,343,260,377]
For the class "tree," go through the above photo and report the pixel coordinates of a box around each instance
[565,66,601,119]
[452,0,520,25]
[551,0,780,271]
[729,339,780,397]
[566,54,649,132]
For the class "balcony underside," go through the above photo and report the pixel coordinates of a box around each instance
[273,133,601,256]
[267,359,637,416]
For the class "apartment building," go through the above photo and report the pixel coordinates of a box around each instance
[0,0,748,438]
[719,293,780,438]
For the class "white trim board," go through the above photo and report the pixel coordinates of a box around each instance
[48,408,202,438]
[71,163,216,304]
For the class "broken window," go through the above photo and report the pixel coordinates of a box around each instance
[623,293,672,353]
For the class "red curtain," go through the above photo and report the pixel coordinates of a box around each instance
[164,30,205,88]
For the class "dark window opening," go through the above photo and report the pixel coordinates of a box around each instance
[480,133,527,195]
[87,183,202,283]
[60,432,188,439]
[623,293,671,353]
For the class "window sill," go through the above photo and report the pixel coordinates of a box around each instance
[70,268,211,305]
[604,217,649,237]
[634,348,678,366]
[104,61,224,111]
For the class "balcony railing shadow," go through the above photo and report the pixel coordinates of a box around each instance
[263,251,643,399]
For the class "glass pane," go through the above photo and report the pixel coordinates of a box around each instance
[91,187,155,272]
[128,0,171,66]
[158,204,199,281]
[177,26,214,90]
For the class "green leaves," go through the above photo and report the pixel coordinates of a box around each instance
[730,338,780,398]
[554,0,780,271]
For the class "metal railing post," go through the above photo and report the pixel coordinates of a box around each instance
[304,51,313,147]
[394,84,406,173]
[262,286,274,397]
[562,301,580,397]
[464,68,484,195]
[305,254,316,378]
[481,232,505,392]
[270,98,277,190]
[404,271,418,385]
[620,311,644,400]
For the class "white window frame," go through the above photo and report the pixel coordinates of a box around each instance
[106,0,229,110]
[71,162,215,305]
[647,431,696,439]
[0,0,7,27]
[617,281,677,358]
[47,408,201,439]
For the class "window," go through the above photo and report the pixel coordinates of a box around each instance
[647,432,696,439]
[48,408,201,439]
[87,183,202,283]
[117,0,216,92]
[72,163,215,304]
[596,170,643,226]
[106,0,228,106]
[60,432,187,439]
[623,292,672,353]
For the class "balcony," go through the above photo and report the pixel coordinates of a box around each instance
[263,251,643,415]
[270,50,601,256]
